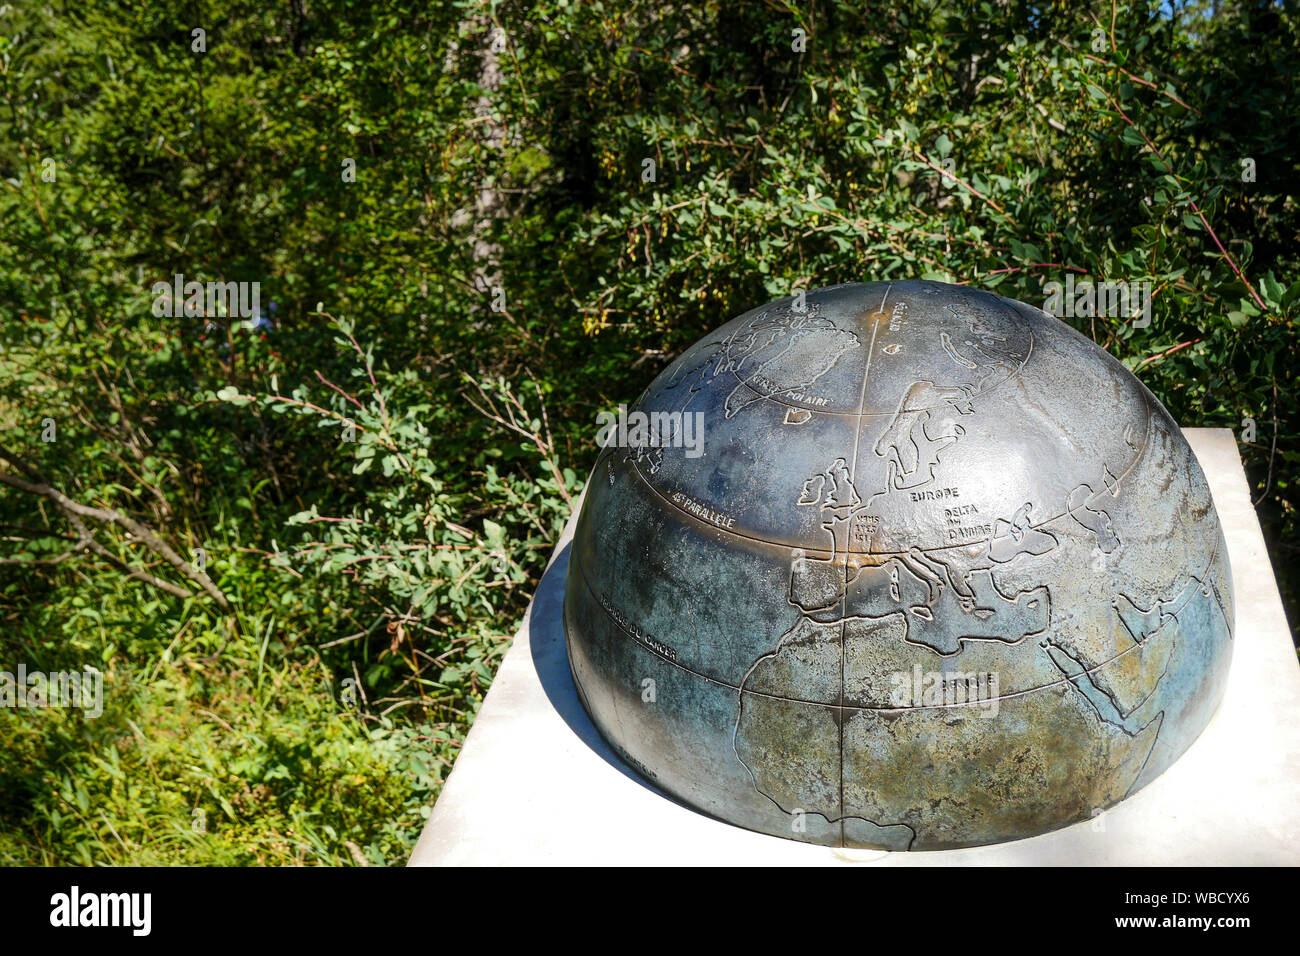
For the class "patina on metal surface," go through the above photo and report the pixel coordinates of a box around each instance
[563,280,1234,850]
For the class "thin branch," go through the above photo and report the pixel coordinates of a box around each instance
[0,447,228,607]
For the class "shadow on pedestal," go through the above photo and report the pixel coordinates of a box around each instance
[528,542,700,814]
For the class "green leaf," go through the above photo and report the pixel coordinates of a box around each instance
[481,519,506,548]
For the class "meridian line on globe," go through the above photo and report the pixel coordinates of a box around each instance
[840,284,892,835]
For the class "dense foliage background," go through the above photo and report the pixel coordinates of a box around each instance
[0,0,1294,864]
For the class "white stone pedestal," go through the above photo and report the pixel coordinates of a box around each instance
[410,429,1298,866]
